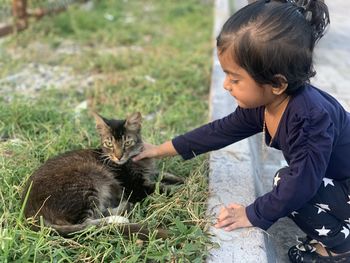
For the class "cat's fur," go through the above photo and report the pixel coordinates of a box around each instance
[22,112,183,239]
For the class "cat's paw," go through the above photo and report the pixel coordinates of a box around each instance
[105,215,130,224]
[161,172,185,185]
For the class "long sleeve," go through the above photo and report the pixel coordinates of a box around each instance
[246,108,335,230]
[172,106,263,160]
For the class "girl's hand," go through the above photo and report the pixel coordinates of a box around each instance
[133,140,178,162]
[133,143,159,161]
[214,203,252,231]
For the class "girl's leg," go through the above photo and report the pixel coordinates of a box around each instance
[288,200,350,253]
[273,167,350,254]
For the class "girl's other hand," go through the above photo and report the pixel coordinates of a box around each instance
[214,203,252,231]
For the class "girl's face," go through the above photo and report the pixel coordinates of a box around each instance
[218,49,275,109]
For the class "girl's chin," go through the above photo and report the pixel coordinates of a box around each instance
[236,101,258,109]
[236,101,248,108]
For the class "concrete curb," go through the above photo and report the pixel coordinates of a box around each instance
[206,0,275,262]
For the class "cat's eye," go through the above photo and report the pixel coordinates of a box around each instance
[124,140,134,147]
[103,140,113,148]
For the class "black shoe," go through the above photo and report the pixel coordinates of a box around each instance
[288,237,350,263]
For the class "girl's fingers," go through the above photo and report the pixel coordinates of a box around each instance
[133,142,156,162]
[132,154,144,162]
[215,217,235,228]
[216,219,239,231]
[227,203,241,209]
[217,208,229,221]
[217,219,243,231]
[215,204,251,231]
[224,223,239,231]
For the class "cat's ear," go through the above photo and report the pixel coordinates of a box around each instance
[92,112,111,136]
[125,112,142,132]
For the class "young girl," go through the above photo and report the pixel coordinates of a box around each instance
[133,0,350,262]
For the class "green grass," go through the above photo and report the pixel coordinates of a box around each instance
[0,0,215,262]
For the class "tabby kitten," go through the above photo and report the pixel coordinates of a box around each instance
[22,112,183,239]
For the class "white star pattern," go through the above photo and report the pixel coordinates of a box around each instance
[291,211,299,217]
[274,173,281,186]
[315,203,331,211]
[315,226,331,236]
[323,178,335,187]
[314,205,326,214]
[341,227,350,239]
[348,195,350,205]
[345,218,350,224]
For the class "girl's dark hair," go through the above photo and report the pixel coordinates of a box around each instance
[217,0,330,95]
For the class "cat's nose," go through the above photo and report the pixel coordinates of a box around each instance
[111,155,122,163]
[113,155,121,161]
[114,149,123,160]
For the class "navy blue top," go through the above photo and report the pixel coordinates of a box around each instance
[172,84,350,230]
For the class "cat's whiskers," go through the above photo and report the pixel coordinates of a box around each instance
[101,153,126,166]
[100,154,113,166]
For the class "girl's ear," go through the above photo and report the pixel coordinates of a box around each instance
[271,74,288,95]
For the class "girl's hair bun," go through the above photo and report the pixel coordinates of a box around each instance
[291,0,330,42]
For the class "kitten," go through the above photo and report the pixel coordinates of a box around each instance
[22,112,183,239]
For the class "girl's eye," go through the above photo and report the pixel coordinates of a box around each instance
[230,79,239,84]
[103,140,113,148]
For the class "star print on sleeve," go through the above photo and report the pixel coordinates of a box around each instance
[347,195,350,205]
[315,226,331,236]
[322,178,335,187]
[273,173,281,186]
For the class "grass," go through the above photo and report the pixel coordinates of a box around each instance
[0,0,215,262]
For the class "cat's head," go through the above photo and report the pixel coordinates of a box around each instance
[93,112,143,165]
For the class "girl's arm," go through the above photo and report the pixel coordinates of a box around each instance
[134,106,263,161]
[171,106,263,160]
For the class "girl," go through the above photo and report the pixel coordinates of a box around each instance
[133,0,350,262]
